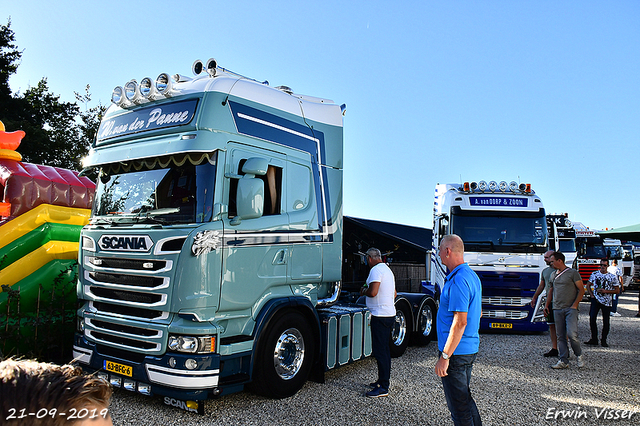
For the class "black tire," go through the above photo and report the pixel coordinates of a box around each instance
[251,311,315,398]
[413,298,436,346]
[390,300,412,358]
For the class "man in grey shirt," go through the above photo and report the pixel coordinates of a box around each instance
[531,250,558,357]
[544,251,585,369]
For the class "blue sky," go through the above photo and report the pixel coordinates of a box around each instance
[5,1,640,231]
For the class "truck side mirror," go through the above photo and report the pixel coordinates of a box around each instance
[230,157,268,225]
[242,157,268,176]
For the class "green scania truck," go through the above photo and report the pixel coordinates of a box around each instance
[73,59,436,412]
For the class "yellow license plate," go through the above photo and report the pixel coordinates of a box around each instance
[104,360,132,377]
[490,323,513,329]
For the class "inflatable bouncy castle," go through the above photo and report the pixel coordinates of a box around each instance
[0,120,95,357]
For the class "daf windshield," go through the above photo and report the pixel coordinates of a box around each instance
[93,152,216,225]
[451,207,548,253]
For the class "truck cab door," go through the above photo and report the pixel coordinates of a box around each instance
[286,154,322,282]
[220,143,289,314]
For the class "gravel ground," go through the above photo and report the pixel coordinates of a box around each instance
[108,292,640,426]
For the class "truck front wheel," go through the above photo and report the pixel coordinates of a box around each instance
[251,311,315,398]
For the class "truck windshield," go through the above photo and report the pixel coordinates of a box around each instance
[558,239,576,253]
[576,238,606,258]
[605,245,623,260]
[451,207,547,253]
[93,152,217,225]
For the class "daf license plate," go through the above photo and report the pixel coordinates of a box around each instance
[104,360,133,377]
[490,323,512,329]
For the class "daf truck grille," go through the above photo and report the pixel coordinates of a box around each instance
[482,310,529,320]
[482,296,532,307]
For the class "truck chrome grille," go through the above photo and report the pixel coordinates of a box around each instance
[86,256,168,271]
[92,302,167,320]
[482,296,531,306]
[89,272,165,288]
[482,310,529,320]
[89,331,160,351]
[85,317,164,353]
[88,286,166,306]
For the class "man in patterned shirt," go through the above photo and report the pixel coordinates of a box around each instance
[585,259,620,347]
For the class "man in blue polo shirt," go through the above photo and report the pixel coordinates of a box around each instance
[435,234,482,426]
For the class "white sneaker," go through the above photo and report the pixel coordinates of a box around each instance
[611,312,622,317]
[577,355,585,368]
[551,360,569,369]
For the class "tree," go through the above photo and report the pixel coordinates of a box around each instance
[0,19,104,171]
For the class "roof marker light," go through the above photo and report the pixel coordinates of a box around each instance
[478,181,487,191]
[509,181,518,192]
[463,182,470,192]
[525,183,532,193]
[499,181,508,192]
[470,181,478,191]
[519,183,527,192]
[488,181,498,192]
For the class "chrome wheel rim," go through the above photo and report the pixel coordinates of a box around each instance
[273,328,305,380]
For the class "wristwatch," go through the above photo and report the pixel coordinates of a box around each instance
[441,351,450,360]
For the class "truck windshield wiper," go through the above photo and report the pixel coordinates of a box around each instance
[512,242,538,249]
[90,217,117,226]
[132,208,180,225]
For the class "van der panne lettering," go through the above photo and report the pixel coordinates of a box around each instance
[98,107,191,138]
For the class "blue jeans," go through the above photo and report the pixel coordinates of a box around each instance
[553,307,582,363]
[440,353,482,426]
[371,315,394,390]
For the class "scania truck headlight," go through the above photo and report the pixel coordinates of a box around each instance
[168,335,215,354]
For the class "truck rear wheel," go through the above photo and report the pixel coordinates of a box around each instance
[414,298,436,346]
[251,311,314,398]
[390,300,412,358]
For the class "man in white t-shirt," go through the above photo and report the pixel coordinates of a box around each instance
[608,259,623,316]
[360,247,396,398]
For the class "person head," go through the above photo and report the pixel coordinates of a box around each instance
[543,250,554,266]
[439,234,465,271]
[600,258,609,272]
[612,259,618,266]
[0,359,112,426]
[549,251,566,269]
[365,247,382,267]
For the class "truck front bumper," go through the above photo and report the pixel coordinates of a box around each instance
[73,333,221,401]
